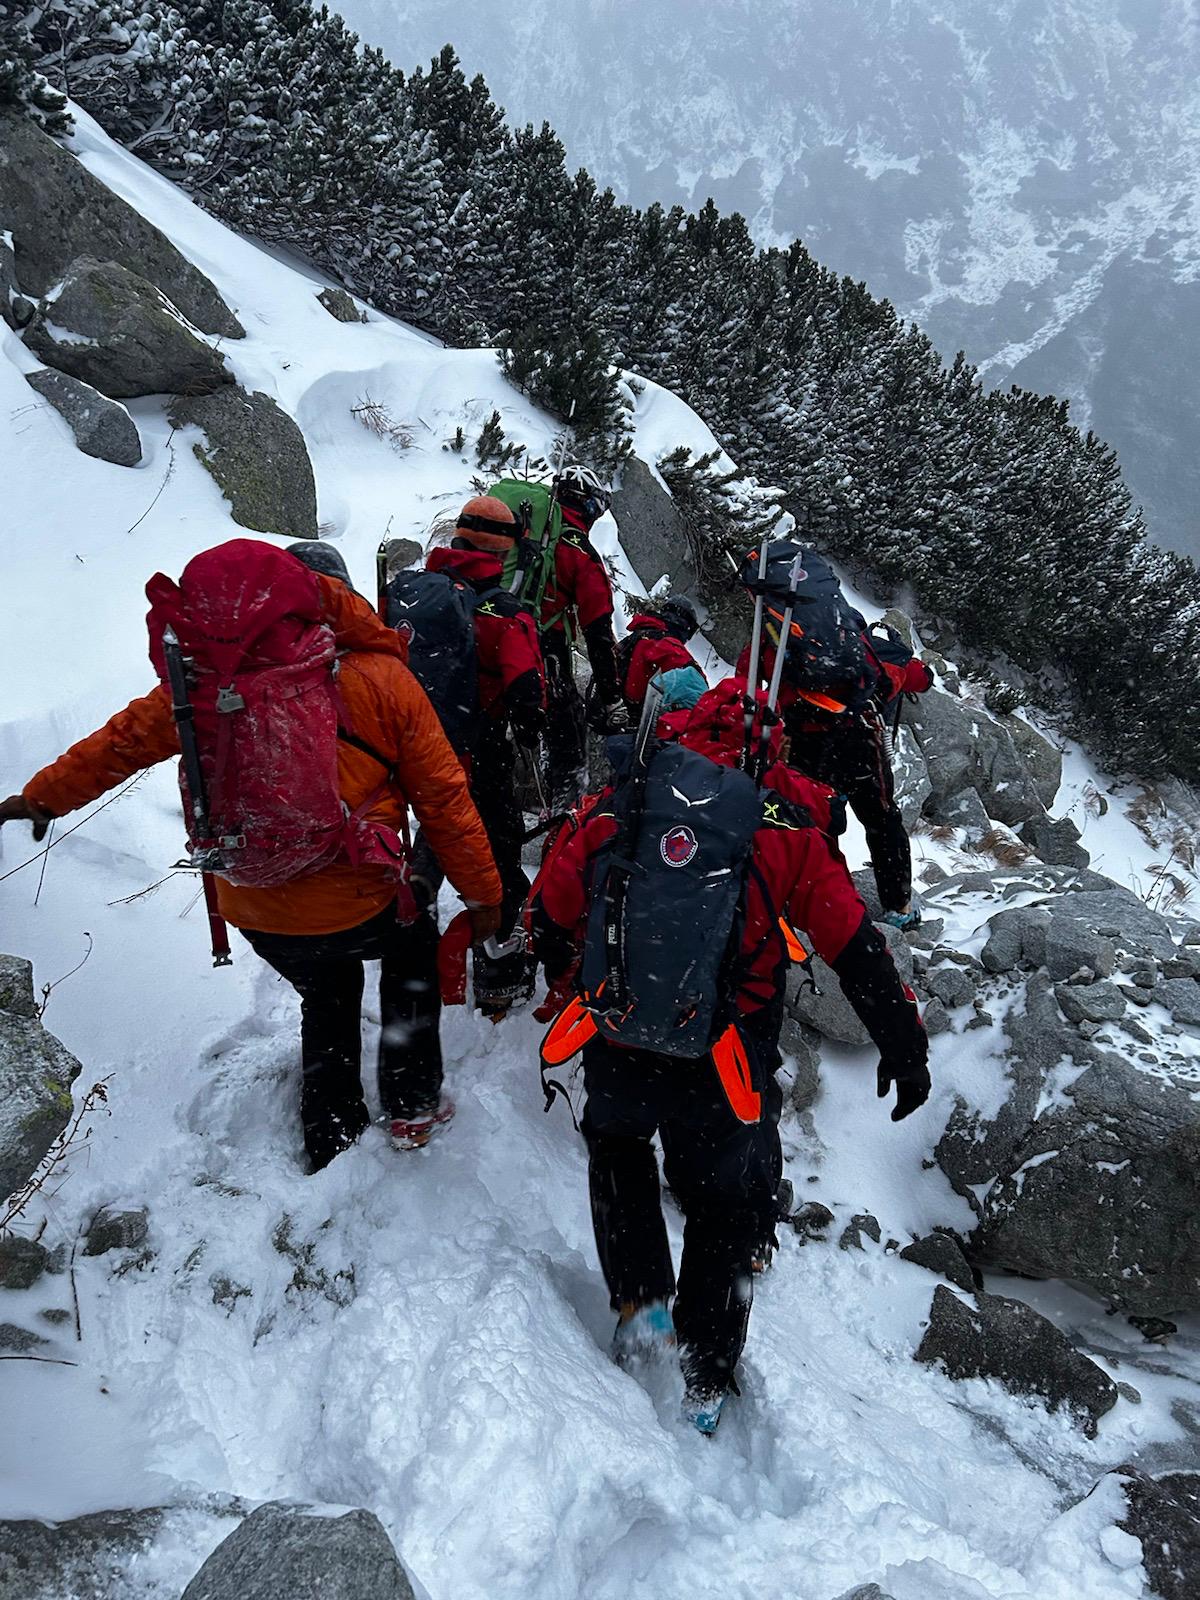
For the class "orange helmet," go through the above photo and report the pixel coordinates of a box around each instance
[454,495,520,552]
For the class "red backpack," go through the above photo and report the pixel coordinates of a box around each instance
[145,540,414,905]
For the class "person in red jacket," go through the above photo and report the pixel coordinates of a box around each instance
[415,496,547,1015]
[540,465,623,806]
[529,676,928,1432]
[0,543,502,1171]
[618,596,705,719]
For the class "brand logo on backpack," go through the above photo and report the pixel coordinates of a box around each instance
[394,619,414,646]
[660,825,698,868]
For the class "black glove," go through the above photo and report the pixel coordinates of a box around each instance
[586,696,629,735]
[511,707,546,750]
[877,1054,931,1121]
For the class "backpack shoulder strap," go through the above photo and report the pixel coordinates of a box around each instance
[337,726,397,786]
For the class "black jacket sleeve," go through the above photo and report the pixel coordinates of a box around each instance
[582,616,620,706]
[830,914,928,1080]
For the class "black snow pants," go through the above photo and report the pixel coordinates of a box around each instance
[541,628,586,807]
[581,1010,782,1400]
[243,904,441,1170]
[788,709,912,912]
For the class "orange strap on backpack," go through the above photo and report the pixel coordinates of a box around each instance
[540,994,599,1065]
[710,1024,761,1124]
[779,918,809,965]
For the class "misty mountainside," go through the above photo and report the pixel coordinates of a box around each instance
[337,0,1200,559]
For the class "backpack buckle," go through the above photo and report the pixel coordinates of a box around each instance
[219,834,246,850]
[216,685,246,713]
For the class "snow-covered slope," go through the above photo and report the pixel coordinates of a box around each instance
[335,0,1200,560]
[1,110,1196,1600]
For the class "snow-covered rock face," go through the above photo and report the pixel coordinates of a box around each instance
[918,867,1200,1317]
[336,0,1200,559]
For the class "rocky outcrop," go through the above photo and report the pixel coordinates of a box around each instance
[611,454,701,600]
[1114,1467,1200,1600]
[169,386,318,539]
[921,867,1200,1317]
[25,258,232,400]
[915,1284,1118,1436]
[0,956,83,1201]
[0,113,242,337]
[24,368,142,466]
[0,1509,164,1600]
[906,686,1045,828]
[999,712,1062,809]
[317,286,366,323]
[180,1503,414,1600]
[84,1206,149,1257]
[0,1236,52,1290]
[899,1232,975,1292]
[891,726,931,827]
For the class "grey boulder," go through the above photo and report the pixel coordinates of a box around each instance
[930,785,992,841]
[999,713,1062,809]
[1115,1467,1200,1600]
[0,112,241,337]
[25,368,141,466]
[84,1206,149,1257]
[25,257,232,400]
[914,1284,1117,1436]
[907,689,1043,827]
[1054,979,1126,1024]
[169,386,317,540]
[0,1509,164,1600]
[1018,812,1090,869]
[1159,978,1200,1026]
[891,725,932,828]
[0,1236,51,1290]
[899,1232,975,1292]
[925,962,977,1010]
[181,1502,413,1600]
[979,907,1051,974]
[0,956,83,1201]
[779,1014,821,1112]
[317,286,366,323]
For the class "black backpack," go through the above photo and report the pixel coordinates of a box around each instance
[580,738,763,1058]
[385,570,486,755]
[740,539,877,714]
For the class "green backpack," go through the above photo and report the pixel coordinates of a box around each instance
[489,478,565,621]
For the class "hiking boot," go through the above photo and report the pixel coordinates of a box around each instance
[751,1232,777,1274]
[682,1387,728,1437]
[390,1097,455,1151]
[881,893,923,932]
[612,1300,676,1366]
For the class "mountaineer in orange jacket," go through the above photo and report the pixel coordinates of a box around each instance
[0,541,502,1171]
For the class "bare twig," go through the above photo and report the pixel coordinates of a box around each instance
[37,933,94,1019]
[0,774,147,885]
[126,431,176,535]
[0,1079,112,1235]
[0,1355,80,1367]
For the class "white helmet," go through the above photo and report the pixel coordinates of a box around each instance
[555,463,612,523]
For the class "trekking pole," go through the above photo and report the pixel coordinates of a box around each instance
[376,541,389,622]
[161,626,232,968]
[742,532,771,769]
[755,550,807,782]
[601,676,665,1016]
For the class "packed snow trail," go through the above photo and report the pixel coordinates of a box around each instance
[2,106,1196,1600]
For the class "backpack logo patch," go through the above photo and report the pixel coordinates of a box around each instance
[660,825,699,868]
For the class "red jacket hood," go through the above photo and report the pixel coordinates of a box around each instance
[628,613,669,636]
[426,544,506,586]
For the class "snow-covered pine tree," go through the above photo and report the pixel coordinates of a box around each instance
[1,3,71,131]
